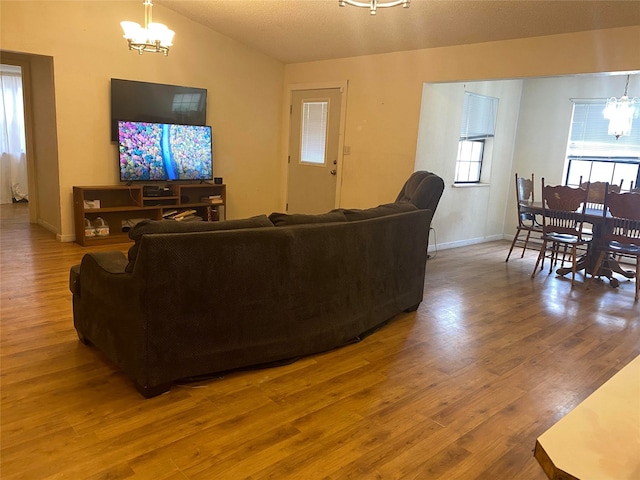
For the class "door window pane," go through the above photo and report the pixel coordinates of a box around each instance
[301,101,328,165]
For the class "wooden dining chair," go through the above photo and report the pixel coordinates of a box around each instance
[586,188,640,301]
[506,173,543,261]
[578,180,623,248]
[579,180,622,210]
[531,179,591,287]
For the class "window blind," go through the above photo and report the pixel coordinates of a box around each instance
[460,92,498,140]
[568,102,640,159]
[301,101,328,164]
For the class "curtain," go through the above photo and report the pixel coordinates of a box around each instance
[0,66,28,203]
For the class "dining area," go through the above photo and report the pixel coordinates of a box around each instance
[506,173,640,302]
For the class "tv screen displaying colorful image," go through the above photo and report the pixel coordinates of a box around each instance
[118,121,213,182]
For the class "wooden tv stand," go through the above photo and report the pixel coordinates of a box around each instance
[73,183,226,246]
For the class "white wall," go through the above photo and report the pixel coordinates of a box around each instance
[416,73,640,251]
[415,80,523,250]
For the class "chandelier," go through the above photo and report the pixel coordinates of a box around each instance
[338,0,410,15]
[121,0,175,56]
[603,75,639,139]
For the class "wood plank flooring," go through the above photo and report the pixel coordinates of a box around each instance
[1,202,638,479]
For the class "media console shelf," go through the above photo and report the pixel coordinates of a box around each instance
[73,183,226,246]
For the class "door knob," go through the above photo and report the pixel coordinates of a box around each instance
[330,169,337,175]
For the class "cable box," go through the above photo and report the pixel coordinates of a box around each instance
[144,186,173,197]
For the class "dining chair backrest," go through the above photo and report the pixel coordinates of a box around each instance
[516,173,534,204]
[541,178,590,238]
[601,188,640,245]
[514,173,537,226]
[579,181,621,209]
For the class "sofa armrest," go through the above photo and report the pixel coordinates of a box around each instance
[69,251,127,296]
[84,251,129,274]
[72,249,147,386]
[69,264,81,296]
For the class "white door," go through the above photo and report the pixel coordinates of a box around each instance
[287,88,342,214]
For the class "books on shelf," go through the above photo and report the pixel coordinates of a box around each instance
[163,209,198,221]
[173,209,197,220]
[180,215,203,222]
[201,195,223,204]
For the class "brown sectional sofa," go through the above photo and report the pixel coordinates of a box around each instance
[69,172,444,397]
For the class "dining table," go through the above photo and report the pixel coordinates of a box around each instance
[520,201,636,287]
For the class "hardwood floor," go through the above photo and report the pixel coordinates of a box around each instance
[1,202,638,480]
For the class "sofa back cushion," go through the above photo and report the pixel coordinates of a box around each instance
[269,210,348,226]
[126,215,274,273]
[340,202,417,221]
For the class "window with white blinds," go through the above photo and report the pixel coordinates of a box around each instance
[460,92,498,140]
[300,101,328,165]
[568,102,640,158]
[455,92,499,183]
[565,101,640,189]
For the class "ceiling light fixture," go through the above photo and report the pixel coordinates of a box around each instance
[121,0,175,56]
[338,0,410,15]
[603,75,639,139]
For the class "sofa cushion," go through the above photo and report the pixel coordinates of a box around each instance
[269,210,348,226]
[125,215,274,273]
[340,202,418,221]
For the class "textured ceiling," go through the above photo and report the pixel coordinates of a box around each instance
[157,0,640,64]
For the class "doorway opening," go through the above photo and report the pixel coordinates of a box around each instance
[1,63,29,205]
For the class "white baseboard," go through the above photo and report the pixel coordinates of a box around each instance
[429,234,505,253]
[35,218,75,242]
[56,232,75,243]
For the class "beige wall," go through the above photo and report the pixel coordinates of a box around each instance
[283,26,640,248]
[29,54,61,233]
[1,1,284,241]
[2,0,639,247]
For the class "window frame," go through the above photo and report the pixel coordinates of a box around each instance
[455,139,486,184]
[299,99,329,166]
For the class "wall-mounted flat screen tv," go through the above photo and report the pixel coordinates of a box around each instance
[111,78,207,142]
[118,121,213,182]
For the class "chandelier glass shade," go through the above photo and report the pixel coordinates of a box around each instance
[338,0,410,15]
[121,0,174,55]
[603,75,639,139]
